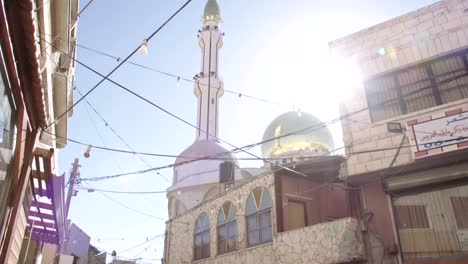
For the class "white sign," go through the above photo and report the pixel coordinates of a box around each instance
[457,230,468,251]
[412,112,468,151]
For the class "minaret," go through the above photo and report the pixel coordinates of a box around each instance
[194,0,224,141]
[168,0,236,219]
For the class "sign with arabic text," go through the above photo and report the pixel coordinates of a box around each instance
[407,109,468,159]
[457,230,468,251]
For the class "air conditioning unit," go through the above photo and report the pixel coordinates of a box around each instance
[219,162,235,184]
[57,53,72,73]
[53,254,76,264]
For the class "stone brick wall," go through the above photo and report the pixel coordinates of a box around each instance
[274,218,364,264]
[165,173,275,264]
[328,0,468,176]
[165,172,364,264]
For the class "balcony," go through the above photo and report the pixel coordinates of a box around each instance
[274,217,365,263]
[272,157,365,263]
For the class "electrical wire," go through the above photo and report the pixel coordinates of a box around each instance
[118,233,165,255]
[38,23,468,189]
[37,34,351,180]
[131,238,161,260]
[39,31,468,183]
[74,87,170,182]
[80,96,163,210]
[74,134,468,196]
[80,135,468,182]
[76,186,168,194]
[46,0,194,129]
[78,0,96,17]
[74,42,283,106]
[82,181,167,221]
[92,236,156,241]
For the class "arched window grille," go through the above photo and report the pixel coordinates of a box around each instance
[194,212,210,260]
[217,201,237,254]
[246,187,272,247]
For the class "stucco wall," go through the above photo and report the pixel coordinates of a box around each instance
[165,172,364,264]
[328,0,468,176]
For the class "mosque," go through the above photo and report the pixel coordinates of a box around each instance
[166,0,335,220]
[164,0,468,263]
[162,1,362,263]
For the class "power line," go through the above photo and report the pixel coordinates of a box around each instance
[82,181,167,221]
[78,0,96,17]
[46,44,349,176]
[39,26,468,186]
[74,87,170,182]
[77,186,168,194]
[79,95,164,210]
[40,125,340,160]
[33,38,379,181]
[80,134,468,182]
[74,42,283,106]
[46,0,194,129]
[92,236,156,241]
[131,238,161,260]
[42,37,342,181]
[118,233,165,255]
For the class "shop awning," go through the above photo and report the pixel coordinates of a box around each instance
[25,147,67,245]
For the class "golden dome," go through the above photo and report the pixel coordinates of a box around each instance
[203,0,221,22]
[261,111,334,159]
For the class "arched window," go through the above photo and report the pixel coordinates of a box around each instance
[194,212,210,260]
[246,187,273,247]
[217,202,237,254]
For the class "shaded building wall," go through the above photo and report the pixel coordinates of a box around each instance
[88,246,106,264]
[61,223,90,264]
[8,205,28,263]
[362,182,399,264]
[42,243,60,264]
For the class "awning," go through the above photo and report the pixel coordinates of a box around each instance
[25,148,67,245]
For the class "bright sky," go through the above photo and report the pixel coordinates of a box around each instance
[61,0,439,262]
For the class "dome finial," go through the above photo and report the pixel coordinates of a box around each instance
[204,0,221,23]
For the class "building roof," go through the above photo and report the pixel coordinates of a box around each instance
[173,139,237,187]
[11,0,48,127]
[175,139,237,165]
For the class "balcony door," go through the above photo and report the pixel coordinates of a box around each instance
[286,200,306,231]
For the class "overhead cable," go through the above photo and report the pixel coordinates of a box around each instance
[74,42,282,105]
[46,0,194,129]
[75,87,169,182]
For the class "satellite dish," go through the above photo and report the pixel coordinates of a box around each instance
[241,170,253,179]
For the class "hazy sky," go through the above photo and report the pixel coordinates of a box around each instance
[61,0,439,262]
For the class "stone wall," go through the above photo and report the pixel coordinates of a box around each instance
[165,173,275,264]
[165,172,365,264]
[328,0,468,176]
[274,217,364,264]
